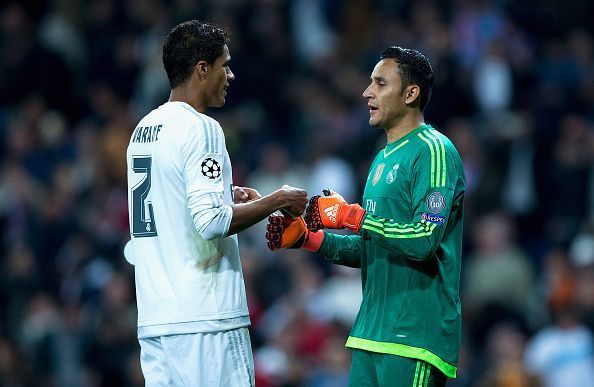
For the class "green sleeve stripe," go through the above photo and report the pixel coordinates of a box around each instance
[345,336,457,378]
[424,130,441,188]
[417,132,436,187]
[419,362,429,387]
[382,222,435,234]
[383,226,426,233]
[416,362,426,387]
[423,362,431,386]
[386,219,434,230]
[362,218,436,238]
[384,139,409,158]
[413,362,431,387]
[419,130,448,188]
[425,129,447,187]
[364,218,426,232]
[432,129,447,187]
[364,217,433,230]
[413,361,421,387]
[364,218,436,231]
[362,224,435,239]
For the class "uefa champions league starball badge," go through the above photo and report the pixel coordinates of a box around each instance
[201,157,221,179]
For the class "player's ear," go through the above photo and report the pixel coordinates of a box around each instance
[196,61,209,80]
[404,85,420,106]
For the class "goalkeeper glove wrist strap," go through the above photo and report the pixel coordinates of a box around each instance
[303,230,324,252]
[343,203,366,232]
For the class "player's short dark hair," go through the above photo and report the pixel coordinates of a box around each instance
[162,20,230,88]
[380,46,435,112]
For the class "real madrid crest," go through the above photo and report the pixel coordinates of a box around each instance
[386,163,400,184]
[372,163,385,186]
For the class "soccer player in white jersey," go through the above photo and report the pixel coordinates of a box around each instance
[126,20,307,386]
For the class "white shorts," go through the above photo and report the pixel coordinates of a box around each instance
[139,327,254,386]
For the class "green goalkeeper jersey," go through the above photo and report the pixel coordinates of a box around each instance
[319,124,465,378]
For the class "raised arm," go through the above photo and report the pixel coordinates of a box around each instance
[305,144,464,262]
[227,185,307,236]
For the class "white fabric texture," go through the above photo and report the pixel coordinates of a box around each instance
[139,328,254,387]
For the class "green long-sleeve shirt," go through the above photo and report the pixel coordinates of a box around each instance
[319,124,465,378]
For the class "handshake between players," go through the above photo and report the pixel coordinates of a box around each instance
[266,189,366,252]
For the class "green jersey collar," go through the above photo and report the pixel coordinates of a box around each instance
[384,124,431,158]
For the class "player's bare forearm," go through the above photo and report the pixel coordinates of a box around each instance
[275,185,308,216]
[227,185,307,236]
[233,186,261,204]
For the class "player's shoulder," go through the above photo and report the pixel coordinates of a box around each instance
[412,125,459,155]
[159,102,224,139]
[159,102,219,127]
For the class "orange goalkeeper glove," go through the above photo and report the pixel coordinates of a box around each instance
[266,214,324,252]
[304,189,366,232]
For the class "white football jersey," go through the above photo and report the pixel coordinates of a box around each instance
[126,101,249,338]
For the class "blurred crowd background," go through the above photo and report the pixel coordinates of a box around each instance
[0,0,593,386]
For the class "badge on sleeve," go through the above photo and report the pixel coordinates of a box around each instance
[426,191,446,213]
[201,157,222,180]
[421,213,446,226]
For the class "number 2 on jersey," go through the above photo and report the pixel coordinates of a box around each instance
[131,156,158,237]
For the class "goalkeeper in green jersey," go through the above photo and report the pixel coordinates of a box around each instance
[266,46,465,386]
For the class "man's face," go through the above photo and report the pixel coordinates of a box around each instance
[362,59,406,130]
[204,45,235,108]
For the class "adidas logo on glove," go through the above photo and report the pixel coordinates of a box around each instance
[324,204,339,224]
[305,190,365,232]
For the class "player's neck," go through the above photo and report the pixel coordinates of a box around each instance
[169,86,207,113]
[385,113,425,143]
